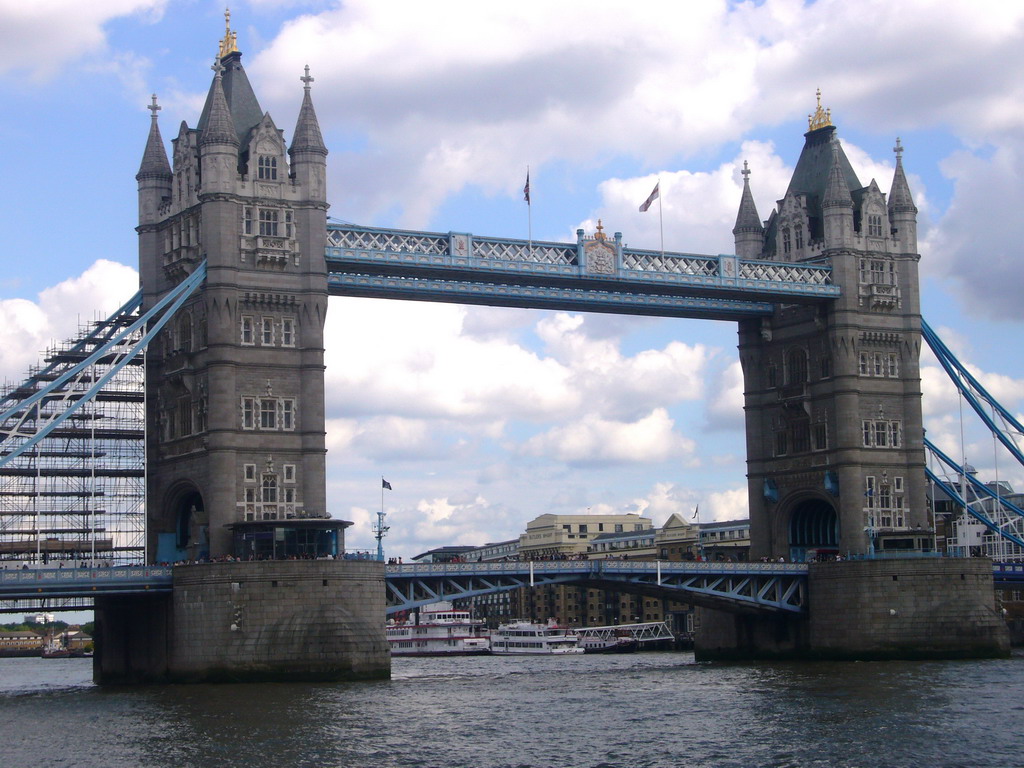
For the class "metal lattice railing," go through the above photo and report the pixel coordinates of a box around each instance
[326,223,837,293]
[622,251,719,277]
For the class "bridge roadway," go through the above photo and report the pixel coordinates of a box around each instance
[2,560,1021,614]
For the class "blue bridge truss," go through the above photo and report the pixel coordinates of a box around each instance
[325,224,839,320]
[383,560,809,616]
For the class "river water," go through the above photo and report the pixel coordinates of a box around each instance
[1,652,1022,768]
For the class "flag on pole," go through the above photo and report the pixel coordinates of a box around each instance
[639,182,659,212]
[382,478,392,491]
[523,170,531,205]
[692,504,699,519]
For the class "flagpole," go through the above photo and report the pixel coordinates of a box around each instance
[526,165,533,258]
[376,476,391,562]
[658,177,664,257]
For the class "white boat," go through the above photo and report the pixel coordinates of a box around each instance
[386,601,490,656]
[489,620,584,655]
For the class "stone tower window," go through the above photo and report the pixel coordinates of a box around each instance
[785,348,808,386]
[258,155,278,181]
[241,315,254,345]
[179,313,193,353]
[867,214,883,237]
[261,474,278,503]
[782,228,792,255]
[259,209,279,237]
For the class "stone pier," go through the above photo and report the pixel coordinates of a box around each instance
[95,560,389,684]
[695,558,1010,661]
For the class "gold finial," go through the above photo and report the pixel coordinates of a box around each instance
[218,7,239,59]
[807,88,833,131]
[594,219,606,240]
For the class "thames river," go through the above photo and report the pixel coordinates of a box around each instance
[1,652,1022,768]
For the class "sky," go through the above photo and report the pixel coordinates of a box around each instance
[1,0,1023,561]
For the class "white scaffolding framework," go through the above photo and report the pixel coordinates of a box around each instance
[0,314,146,568]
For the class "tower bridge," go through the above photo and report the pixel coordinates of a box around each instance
[0,20,1015,680]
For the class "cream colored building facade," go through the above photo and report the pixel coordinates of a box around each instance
[518,513,652,559]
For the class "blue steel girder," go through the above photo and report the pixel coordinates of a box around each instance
[384,561,808,616]
[325,224,839,320]
[0,264,207,468]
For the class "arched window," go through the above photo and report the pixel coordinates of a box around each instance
[785,348,808,386]
[261,474,278,503]
[179,313,193,353]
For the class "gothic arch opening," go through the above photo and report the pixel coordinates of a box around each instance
[788,498,838,562]
[168,484,208,562]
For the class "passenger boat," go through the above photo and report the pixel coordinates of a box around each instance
[386,601,490,656]
[489,620,584,655]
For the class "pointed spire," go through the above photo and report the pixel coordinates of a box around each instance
[200,59,239,147]
[733,160,763,234]
[137,94,172,179]
[888,137,918,215]
[823,138,852,208]
[290,64,327,156]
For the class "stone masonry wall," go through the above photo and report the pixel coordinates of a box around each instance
[808,558,1009,660]
[168,560,388,682]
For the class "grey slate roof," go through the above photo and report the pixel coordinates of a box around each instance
[290,88,327,156]
[197,51,263,147]
[198,69,238,147]
[762,125,865,248]
[733,170,763,235]
[888,154,918,215]
[137,113,171,179]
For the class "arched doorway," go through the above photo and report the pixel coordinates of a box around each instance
[157,484,208,563]
[788,498,838,562]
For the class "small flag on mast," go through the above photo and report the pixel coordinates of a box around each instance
[692,504,699,519]
[639,182,659,212]
[382,478,392,491]
[523,170,531,205]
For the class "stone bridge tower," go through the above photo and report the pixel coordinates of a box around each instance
[136,19,331,560]
[735,95,929,561]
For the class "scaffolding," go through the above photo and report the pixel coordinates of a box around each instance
[0,313,146,568]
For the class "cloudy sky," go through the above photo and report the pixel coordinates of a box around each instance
[1,0,1023,559]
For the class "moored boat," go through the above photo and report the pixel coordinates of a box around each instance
[490,620,584,655]
[580,634,638,654]
[386,601,491,656]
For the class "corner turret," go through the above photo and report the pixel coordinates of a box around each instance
[732,161,764,259]
[822,138,854,248]
[887,138,918,254]
[137,94,172,226]
[289,65,328,203]
[199,60,240,195]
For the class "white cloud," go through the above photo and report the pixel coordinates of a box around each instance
[242,0,1024,230]
[927,140,1024,319]
[705,486,748,522]
[706,360,745,431]
[0,1,166,80]
[521,408,695,467]
[0,260,138,384]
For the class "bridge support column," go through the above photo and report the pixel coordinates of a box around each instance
[695,558,1009,661]
[94,561,390,684]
